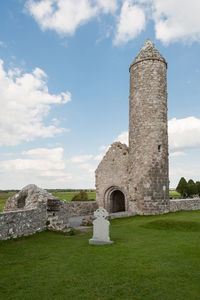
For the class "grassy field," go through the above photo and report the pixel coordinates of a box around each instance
[51,191,96,201]
[169,189,181,199]
[0,210,200,299]
[0,192,15,212]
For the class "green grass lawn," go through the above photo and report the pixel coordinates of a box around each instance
[0,210,200,299]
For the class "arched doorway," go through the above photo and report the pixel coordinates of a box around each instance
[110,190,125,213]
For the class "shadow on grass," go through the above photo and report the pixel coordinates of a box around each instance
[0,228,83,245]
[142,219,200,232]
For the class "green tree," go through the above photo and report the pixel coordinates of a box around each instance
[196,181,200,196]
[187,179,197,197]
[176,177,188,198]
[71,190,89,201]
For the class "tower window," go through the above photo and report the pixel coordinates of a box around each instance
[158,145,161,152]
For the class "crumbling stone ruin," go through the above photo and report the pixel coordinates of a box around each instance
[4,184,56,211]
[1,39,200,242]
[0,184,98,241]
[96,39,200,215]
[96,39,169,215]
[0,184,69,240]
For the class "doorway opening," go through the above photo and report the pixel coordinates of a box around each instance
[110,190,125,213]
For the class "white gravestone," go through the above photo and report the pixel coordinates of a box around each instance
[89,207,114,245]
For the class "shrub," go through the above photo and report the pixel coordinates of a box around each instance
[176,177,188,198]
[71,191,89,201]
[187,179,197,197]
[196,181,200,196]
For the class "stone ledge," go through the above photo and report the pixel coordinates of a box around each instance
[109,211,136,219]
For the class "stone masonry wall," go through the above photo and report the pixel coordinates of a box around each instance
[0,201,47,241]
[170,199,200,212]
[47,199,69,231]
[66,201,98,217]
[128,39,169,215]
[95,142,129,211]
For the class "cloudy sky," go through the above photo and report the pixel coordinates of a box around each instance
[0,0,200,189]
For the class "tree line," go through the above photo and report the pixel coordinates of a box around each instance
[176,177,200,198]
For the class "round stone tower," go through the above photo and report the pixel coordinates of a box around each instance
[128,39,169,215]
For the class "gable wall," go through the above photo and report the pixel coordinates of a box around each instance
[95,142,129,211]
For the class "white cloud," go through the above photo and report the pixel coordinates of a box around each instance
[168,117,200,150]
[169,163,200,188]
[169,151,186,157]
[0,146,98,189]
[136,0,200,44]
[0,147,73,189]
[113,0,146,45]
[94,153,104,161]
[71,155,93,163]
[114,117,200,187]
[95,0,118,13]
[0,59,71,146]
[69,151,105,178]
[22,147,65,165]
[115,117,200,151]
[79,163,96,173]
[0,147,66,173]
[63,131,129,185]
[115,131,128,145]
[152,0,200,44]
[1,115,200,189]
[0,149,102,189]
[99,145,108,152]
[128,0,200,44]
[25,0,200,45]
[25,0,118,36]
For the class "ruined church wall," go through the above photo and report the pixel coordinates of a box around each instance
[4,184,55,212]
[170,199,200,212]
[65,201,98,217]
[95,142,129,211]
[0,201,47,241]
[47,199,69,231]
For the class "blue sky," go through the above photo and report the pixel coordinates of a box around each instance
[0,0,200,189]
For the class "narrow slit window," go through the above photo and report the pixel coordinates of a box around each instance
[158,145,161,152]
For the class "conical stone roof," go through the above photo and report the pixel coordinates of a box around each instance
[130,39,167,69]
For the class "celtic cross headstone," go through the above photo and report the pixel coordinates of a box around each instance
[89,207,114,245]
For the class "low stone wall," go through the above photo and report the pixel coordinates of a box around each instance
[170,198,200,212]
[66,201,98,217]
[47,199,69,231]
[0,201,47,241]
